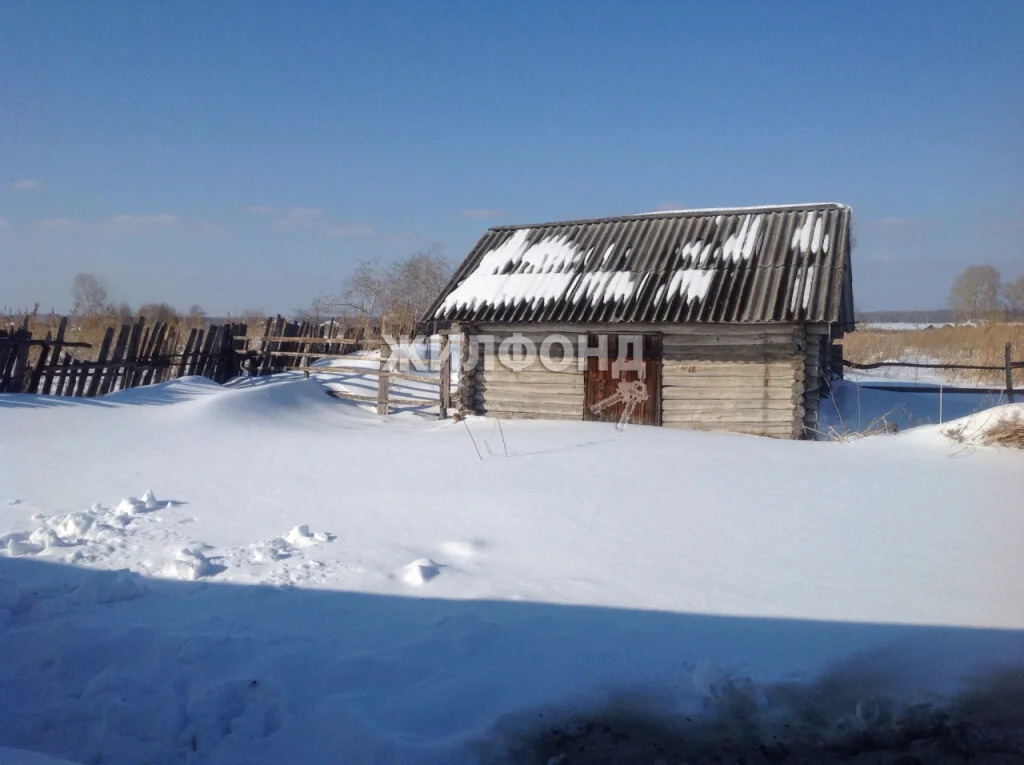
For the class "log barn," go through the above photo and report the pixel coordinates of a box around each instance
[422,203,855,438]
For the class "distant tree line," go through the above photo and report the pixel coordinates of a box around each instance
[68,273,207,326]
[858,267,1024,325]
[855,309,955,324]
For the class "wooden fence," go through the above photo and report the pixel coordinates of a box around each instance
[0,316,248,396]
[249,316,453,417]
[842,342,1022,402]
[1,314,454,418]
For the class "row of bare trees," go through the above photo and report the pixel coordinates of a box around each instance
[69,273,207,326]
[300,246,452,336]
[949,266,1024,322]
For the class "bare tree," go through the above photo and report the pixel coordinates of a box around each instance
[309,246,451,336]
[384,246,451,333]
[949,265,1002,322]
[185,304,207,327]
[108,301,135,323]
[138,302,181,323]
[1003,275,1024,321]
[71,273,110,316]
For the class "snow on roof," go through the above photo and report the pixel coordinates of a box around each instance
[425,203,854,326]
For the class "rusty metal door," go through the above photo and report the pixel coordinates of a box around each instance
[584,334,662,426]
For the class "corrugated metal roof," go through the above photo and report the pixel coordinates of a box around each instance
[423,203,855,328]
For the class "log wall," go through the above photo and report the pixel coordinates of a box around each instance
[464,327,585,420]
[659,324,805,438]
[459,322,835,438]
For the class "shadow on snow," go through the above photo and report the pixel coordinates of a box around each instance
[0,555,1022,764]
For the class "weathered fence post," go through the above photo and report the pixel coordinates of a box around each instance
[1007,343,1015,404]
[377,340,391,416]
[438,332,450,420]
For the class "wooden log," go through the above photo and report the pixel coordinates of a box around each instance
[377,342,391,415]
[661,334,798,347]
[136,323,158,386]
[476,392,584,408]
[661,374,801,388]
[662,408,801,423]
[664,421,801,438]
[663,365,802,380]
[176,329,197,380]
[122,317,145,389]
[662,399,803,414]
[52,350,73,395]
[473,364,585,378]
[99,324,130,394]
[7,331,32,393]
[292,365,440,385]
[439,333,451,420]
[477,379,585,394]
[0,340,13,393]
[458,328,477,412]
[475,409,581,421]
[194,326,217,378]
[1007,343,1015,404]
[662,386,801,401]
[661,347,798,362]
[476,400,583,416]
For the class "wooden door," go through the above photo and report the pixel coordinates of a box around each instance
[584,334,662,426]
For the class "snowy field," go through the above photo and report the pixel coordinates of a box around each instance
[858,322,955,331]
[1,376,1023,763]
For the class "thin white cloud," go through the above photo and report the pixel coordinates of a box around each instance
[29,213,215,236]
[269,207,327,232]
[0,218,10,231]
[650,201,687,212]
[460,208,506,220]
[324,222,375,237]
[37,217,73,230]
[11,178,41,191]
[107,213,179,229]
[253,205,373,238]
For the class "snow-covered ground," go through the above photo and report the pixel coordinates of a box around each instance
[1,376,1022,763]
[858,322,954,331]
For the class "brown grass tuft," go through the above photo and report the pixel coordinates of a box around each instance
[983,420,1024,449]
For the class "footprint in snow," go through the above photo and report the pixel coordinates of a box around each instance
[438,539,487,558]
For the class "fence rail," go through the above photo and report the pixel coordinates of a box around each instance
[843,341,1019,403]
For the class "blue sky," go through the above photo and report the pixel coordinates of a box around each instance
[1,0,1022,315]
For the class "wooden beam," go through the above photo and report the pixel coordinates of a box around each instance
[439,333,451,420]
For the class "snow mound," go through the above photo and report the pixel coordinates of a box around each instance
[284,524,331,547]
[402,557,442,585]
[169,548,220,581]
[0,492,170,564]
[942,403,1024,448]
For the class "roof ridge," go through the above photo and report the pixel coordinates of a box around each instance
[489,202,850,231]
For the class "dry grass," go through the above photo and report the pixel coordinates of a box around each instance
[2,312,208,349]
[983,419,1024,449]
[844,323,1024,386]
